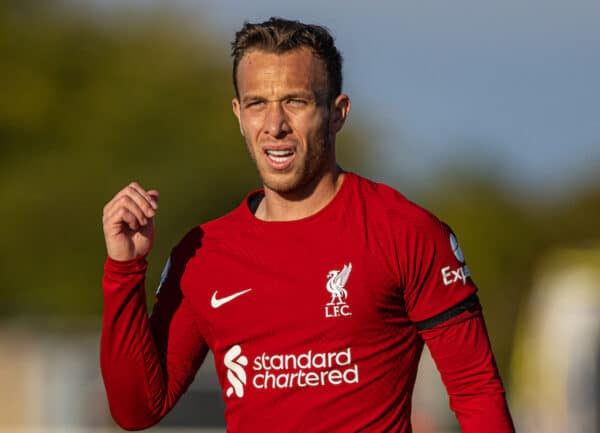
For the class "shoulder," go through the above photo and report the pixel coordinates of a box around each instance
[349,173,447,236]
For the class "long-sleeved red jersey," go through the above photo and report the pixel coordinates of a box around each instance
[101,172,515,432]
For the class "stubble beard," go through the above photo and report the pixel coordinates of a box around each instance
[246,133,334,196]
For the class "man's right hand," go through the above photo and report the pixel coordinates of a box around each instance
[102,182,159,262]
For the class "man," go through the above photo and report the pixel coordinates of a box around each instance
[101,17,515,432]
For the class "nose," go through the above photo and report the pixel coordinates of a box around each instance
[263,101,291,138]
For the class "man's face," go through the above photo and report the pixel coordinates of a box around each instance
[232,48,349,195]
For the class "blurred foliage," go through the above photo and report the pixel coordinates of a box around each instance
[0,2,365,320]
[0,1,599,382]
[419,168,600,378]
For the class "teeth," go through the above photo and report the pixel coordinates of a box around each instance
[268,155,291,163]
[266,149,293,156]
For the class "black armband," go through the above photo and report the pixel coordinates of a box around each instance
[415,294,480,331]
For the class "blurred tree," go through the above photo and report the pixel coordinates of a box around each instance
[1,1,598,386]
[0,2,366,320]
[418,165,600,378]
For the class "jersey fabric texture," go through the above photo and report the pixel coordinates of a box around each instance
[101,172,515,432]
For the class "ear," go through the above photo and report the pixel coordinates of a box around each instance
[330,94,351,134]
[232,97,245,136]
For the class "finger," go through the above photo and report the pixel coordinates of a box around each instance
[119,208,140,231]
[105,196,149,229]
[103,193,121,218]
[103,184,136,217]
[128,182,158,210]
[102,183,158,222]
[121,184,156,219]
[103,206,141,233]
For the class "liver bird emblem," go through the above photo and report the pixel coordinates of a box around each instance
[326,263,352,305]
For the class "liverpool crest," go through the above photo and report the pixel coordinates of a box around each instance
[325,263,352,318]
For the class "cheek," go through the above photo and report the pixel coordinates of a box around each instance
[305,116,330,144]
[243,136,259,163]
[247,114,264,129]
[240,113,264,138]
[294,113,327,139]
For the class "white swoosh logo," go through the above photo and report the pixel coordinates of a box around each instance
[211,289,252,308]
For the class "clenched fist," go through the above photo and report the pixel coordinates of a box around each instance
[102,182,159,261]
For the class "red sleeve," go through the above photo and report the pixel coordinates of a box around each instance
[399,213,476,322]
[419,307,515,433]
[100,253,208,430]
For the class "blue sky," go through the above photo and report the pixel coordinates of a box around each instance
[100,0,600,196]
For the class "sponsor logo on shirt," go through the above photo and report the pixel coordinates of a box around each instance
[324,263,353,318]
[224,345,248,398]
[211,288,253,309]
[224,345,359,398]
[441,233,471,286]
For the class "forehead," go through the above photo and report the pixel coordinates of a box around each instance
[236,48,328,97]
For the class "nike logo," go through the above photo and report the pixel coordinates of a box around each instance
[211,289,253,308]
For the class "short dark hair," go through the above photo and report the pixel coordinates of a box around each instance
[231,17,343,102]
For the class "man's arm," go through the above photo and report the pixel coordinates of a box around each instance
[101,256,208,430]
[100,183,208,430]
[417,299,515,433]
[396,209,515,432]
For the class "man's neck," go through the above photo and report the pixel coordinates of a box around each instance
[255,168,345,222]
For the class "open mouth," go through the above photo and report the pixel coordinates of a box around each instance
[265,149,295,164]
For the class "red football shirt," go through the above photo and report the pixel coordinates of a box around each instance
[101,172,514,432]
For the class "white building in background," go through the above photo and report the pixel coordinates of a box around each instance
[0,323,459,433]
[511,247,600,433]
[0,326,112,429]
[0,323,455,433]
[0,322,226,432]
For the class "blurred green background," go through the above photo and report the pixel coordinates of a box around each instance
[0,1,599,432]
[2,0,599,380]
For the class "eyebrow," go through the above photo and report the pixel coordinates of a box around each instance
[241,91,317,105]
[241,95,265,104]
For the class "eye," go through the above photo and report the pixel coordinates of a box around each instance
[286,98,307,108]
[245,100,265,109]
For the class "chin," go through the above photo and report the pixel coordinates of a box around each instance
[262,169,326,196]
[257,156,329,195]
[262,176,302,194]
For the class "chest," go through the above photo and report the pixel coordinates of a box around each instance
[182,229,409,354]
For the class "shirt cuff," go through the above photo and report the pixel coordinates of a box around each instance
[104,256,148,274]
